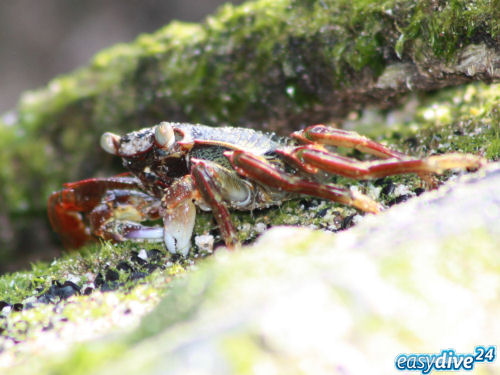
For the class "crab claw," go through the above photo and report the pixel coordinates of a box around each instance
[124,226,164,241]
[163,199,196,256]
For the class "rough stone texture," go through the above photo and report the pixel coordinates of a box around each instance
[1,1,499,372]
[334,162,500,251]
[6,163,498,375]
[112,164,500,375]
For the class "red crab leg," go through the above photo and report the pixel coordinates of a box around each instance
[225,151,382,214]
[292,124,406,159]
[281,145,486,180]
[190,159,239,248]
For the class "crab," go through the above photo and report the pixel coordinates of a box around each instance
[48,122,485,256]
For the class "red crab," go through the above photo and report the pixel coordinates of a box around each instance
[48,122,485,255]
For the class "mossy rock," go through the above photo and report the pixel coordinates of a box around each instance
[1,0,500,268]
[1,0,500,372]
[2,162,499,374]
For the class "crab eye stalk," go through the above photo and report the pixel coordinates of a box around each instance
[154,122,175,149]
[100,132,121,155]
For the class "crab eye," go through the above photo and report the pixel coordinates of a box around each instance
[154,122,175,149]
[100,132,121,155]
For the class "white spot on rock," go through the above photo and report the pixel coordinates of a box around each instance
[394,184,414,197]
[138,249,148,261]
[255,222,267,234]
[195,234,214,253]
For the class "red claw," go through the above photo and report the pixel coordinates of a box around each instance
[48,189,92,248]
[47,176,146,249]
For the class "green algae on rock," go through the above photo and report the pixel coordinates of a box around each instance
[1,1,500,372]
[1,0,500,268]
[3,162,499,375]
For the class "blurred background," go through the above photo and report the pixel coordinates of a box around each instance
[0,0,243,113]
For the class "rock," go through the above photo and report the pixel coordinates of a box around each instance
[82,163,500,375]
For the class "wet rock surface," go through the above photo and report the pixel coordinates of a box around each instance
[115,163,499,375]
[4,163,495,374]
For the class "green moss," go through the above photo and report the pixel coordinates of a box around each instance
[439,228,500,287]
[0,239,193,354]
[359,82,500,160]
[11,0,499,143]
[221,334,273,375]
[50,343,127,375]
[5,79,497,358]
[5,217,499,374]
[398,0,500,60]
[486,136,500,159]
[379,251,417,294]
[128,264,214,343]
[1,1,499,371]
[0,240,186,305]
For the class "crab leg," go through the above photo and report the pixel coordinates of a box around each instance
[281,145,486,180]
[225,150,382,214]
[291,124,486,187]
[190,159,240,248]
[292,124,406,159]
